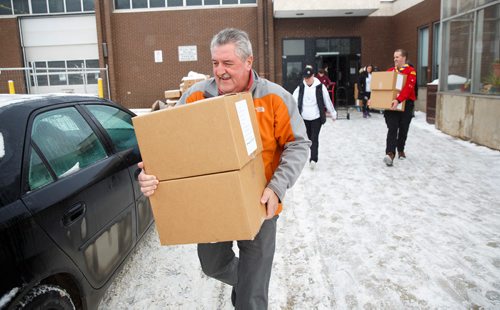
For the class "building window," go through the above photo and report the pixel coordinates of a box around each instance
[474,3,500,95]
[418,26,429,86]
[132,0,148,9]
[0,0,12,15]
[115,0,130,9]
[32,0,48,13]
[167,0,182,7]
[441,2,499,95]
[66,0,82,12]
[30,59,100,87]
[150,0,165,7]
[113,0,256,10]
[0,0,95,15]
[432,22,440,82]
[14,0,30,14]
[49,0,65,13]
[283,40,305,56]
[442,13,473,92]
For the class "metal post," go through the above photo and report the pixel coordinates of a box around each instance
[98,78,104,98]
[8,80,15,94]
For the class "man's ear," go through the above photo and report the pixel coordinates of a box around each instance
[246,56,254,69]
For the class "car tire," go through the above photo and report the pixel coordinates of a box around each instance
[18,284,75,310]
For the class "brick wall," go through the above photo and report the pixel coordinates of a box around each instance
[0,18,26,94]
[105,7,259,108]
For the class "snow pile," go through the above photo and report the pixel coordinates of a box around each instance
[100,111,500,309]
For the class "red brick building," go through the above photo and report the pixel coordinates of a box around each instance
[0,0,440,109]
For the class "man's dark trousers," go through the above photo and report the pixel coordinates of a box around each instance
[197,215,278,310]
[384,101,414,154]
[304,118,322,163]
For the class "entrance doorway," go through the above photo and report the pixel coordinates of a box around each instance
[282,37,361,106]
[316,53,361,106]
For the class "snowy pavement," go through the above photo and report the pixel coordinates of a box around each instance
[100,110,500,309]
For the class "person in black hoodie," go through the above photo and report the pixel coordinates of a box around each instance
[358,64,374,118]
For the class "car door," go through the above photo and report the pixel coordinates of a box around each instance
[83,104,153,238]
[22,104,137,289]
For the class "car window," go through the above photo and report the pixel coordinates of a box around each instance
[28,146,53,190]
[86,105,138,152]
[30,107,107,186]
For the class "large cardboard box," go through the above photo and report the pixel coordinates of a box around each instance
[371,71,406,91]
[132,92,267,245]
[370,90,406,111]
[132,92,263,181]
[150,156,267,245]
[164,89,181,99]
[369,71,407,111]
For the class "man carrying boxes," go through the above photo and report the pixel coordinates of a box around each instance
[136,28,310,309]
[369,48,417,166]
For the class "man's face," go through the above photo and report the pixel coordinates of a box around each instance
[304,76,314,85]
[393,51,406,68]
[212,43,253,94]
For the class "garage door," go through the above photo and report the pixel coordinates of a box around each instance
[20,15,101,95]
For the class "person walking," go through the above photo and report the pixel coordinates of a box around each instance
[293,66,336,170]
[315,68,333,90]
[380,49,417,166]
[358,64,374,118]
[137,28,310,309]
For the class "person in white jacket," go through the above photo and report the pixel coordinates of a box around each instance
[293,66,336,169]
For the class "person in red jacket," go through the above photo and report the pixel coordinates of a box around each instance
[382,48,417,166]
[315,68,333,90]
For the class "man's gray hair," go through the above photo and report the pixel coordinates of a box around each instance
[210,28,253,61]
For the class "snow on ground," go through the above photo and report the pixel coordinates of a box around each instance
[100,110,500,309]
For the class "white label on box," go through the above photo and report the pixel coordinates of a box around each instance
[396,74,405,90]
[397,102,403,110]
[235,99,257,155]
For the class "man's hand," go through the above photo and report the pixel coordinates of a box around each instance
[137,162,159,197]
[391,99,399,110]
[260,187,279,219]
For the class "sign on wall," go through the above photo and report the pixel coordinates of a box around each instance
[178,45,197,62]
[154,50,163,63]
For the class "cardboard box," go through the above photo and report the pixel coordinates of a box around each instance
[371,71,406,91]
[369,71,407,111]
[150,155,267,245]
[132,92,262,181]
[369,90,406,111]
[151,100,166,112]
[164,89,181,99]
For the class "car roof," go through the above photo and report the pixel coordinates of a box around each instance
[0,94,121,207]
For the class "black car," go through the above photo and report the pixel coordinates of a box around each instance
[0,94,154,309]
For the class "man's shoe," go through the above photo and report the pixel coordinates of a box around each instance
[309,161,316,169]
[384,152,395,166]
[398,151,406,159]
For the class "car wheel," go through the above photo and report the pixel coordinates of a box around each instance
[18,284,75,310]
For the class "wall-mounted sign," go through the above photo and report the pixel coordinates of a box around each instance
[154,50,163,63]
[178,45,197,62]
